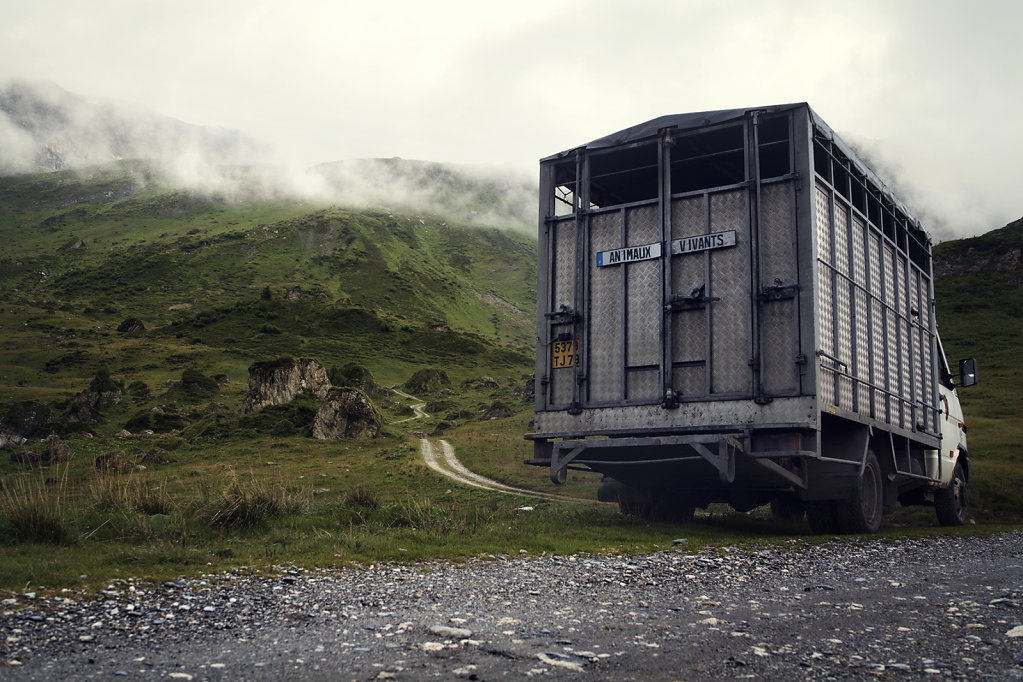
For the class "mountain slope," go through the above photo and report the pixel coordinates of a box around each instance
[933,216,1023,516]
[0,162,537,405]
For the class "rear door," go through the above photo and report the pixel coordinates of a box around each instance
[540,111,802,413]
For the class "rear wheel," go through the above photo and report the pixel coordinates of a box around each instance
[770,494,806,522]
[835,451,884,534]
[806,500,840,534]
[934,461,968,526]
[617,488,695,523]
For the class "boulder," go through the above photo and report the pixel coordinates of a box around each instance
[95,450,134,474]
[141,447,172,465]
[0,401,56,446]
[243,357,331,414]
[9,447,38,465]
[0,432,27,450]
[116,318,146,333]
[312,388,380,440]
[328,363,382,398]
[41,435,71,463]
[403,368,451,395]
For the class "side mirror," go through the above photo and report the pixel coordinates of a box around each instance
[959,358,978,388]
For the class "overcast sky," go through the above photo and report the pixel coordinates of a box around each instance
[1,0,1020,240]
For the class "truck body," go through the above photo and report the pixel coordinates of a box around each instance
[527,103,975,532]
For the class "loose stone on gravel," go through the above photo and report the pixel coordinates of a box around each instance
[2,533,1023,680]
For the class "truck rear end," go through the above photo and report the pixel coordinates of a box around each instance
[527,103,975,532]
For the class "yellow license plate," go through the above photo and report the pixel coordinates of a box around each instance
[551,339,579,369]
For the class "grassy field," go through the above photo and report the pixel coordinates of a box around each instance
[0,165,1021,597]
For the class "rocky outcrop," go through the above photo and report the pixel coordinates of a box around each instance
[329,363,382,398]
[95,450,134,473]
[242,357,331,414]
[312,388,380,440]
[116,318,146,333]
[404,368,451,395]
[0,401,56,449]
[41,435,70,463]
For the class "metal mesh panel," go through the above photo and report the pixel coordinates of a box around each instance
[834,204,853,408]
[625,206,661,370]
[815,187,833,266]
[815,186,835,406]
[852,217,869,412]
[897,254,911,429]
[919,272,934,430]
[587,212,624,403]
[709,190,751,395]
[884,244,899,423]
[869,233,884,419]
[910,271,922,407]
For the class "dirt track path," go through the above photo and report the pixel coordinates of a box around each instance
[391,388,588,503]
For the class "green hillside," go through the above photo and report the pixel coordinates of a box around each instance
[933,217,1023,518]
[0,161,537,403]
[0,158,1021,591]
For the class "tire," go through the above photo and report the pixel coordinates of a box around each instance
[806,500,840,534]
[618,490,695,523]
[835,451,884,534]
[770,494,806,523]
[935,461,968,526]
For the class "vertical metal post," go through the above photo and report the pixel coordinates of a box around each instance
[749,110,768,404]
[570,149,587,413]
[659,128,675,407]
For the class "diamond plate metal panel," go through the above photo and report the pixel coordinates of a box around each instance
[670,197,706,296]
[549,322,575,407]
[627,260,660,368]
[759,182,798,395]
[552,219,576,311]
[760,183,798,284]
[587,211,624,403]
[549,218,577,410]
[670,196,708,397]
[709,190,751,395]
[627,369,660,402]
[625,205,661,369]
[672,365,703,397]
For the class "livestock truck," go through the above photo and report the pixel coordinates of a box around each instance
[526,103,977,533]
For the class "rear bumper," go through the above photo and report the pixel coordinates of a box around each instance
[528,433,814,492]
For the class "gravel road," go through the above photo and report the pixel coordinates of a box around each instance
[3,532,1022,680]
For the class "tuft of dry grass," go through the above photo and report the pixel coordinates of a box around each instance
[0,468,75,545]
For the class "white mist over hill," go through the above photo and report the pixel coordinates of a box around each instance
[0,80,536,232]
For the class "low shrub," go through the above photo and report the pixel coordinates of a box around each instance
[203,478,311,530]
[0,472,75,545]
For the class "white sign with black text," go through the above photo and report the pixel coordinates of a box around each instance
[670,230,737,255]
